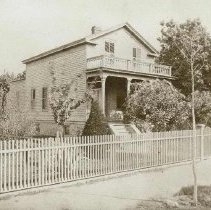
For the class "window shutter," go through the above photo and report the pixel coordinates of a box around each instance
[133,48,137,58]
[110,43,114,53]
[105,41,109,52]
[42,87,48,110]
[31,89,36,109]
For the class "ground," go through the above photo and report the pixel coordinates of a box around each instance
[0,159,211,210]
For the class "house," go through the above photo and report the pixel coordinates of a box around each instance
[8,23,172,136]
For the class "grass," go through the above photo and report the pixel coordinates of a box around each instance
[176,185,211,208]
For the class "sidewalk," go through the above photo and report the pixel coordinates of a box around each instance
[1,159,211,210]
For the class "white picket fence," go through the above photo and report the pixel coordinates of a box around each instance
[1,128,211,194]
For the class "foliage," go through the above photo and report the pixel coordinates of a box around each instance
[193,91,211,126]
[16,71,26,80]
[0,72,15,118]
[82,100,110,136]
[49,68,91,135]
[158,19,211,96]
[125,80,191,132]
[0,111,36,140]
[159,19,211,204]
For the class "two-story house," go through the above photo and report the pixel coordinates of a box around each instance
[8,23,172,136]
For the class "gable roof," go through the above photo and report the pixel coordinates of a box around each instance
[22,22,158,64]
[87,22,159,54]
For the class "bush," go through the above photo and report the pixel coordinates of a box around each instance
[125,79,191,132]
[82,100,110,160]
[82,100,110,136]
[0,112,36,140]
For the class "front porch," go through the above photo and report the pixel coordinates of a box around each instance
[87,72,141,121]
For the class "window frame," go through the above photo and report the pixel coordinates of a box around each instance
[133,47,141,59]
[105,41,115,53]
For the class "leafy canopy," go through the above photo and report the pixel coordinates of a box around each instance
[125,80,191,132]
[158,19,211,95]
[49,73,90,126]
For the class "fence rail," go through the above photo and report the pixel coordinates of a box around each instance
[1,128,211,194]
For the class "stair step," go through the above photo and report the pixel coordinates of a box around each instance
[109,123,140,136]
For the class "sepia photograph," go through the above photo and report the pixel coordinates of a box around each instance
[0,0,211,209]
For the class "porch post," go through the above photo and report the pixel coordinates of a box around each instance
[127,78,132,96]
[101,75,107,115]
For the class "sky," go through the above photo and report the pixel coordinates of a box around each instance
[0,0,211,74]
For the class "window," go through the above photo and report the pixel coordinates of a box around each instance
[133,47,141,59]
[105,41,115,53]
[42,87,48,110]
[31,89,36,109]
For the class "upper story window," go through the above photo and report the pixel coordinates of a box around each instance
[42,87,48,110]
[31,88,36,109]
[133,47,141,59]
[105,41,114,53]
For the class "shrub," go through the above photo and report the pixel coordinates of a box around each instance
[82,100,110,136]
[0,112,36,140]
[125,79,191,132]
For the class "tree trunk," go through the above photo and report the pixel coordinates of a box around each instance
[56,124,65,138]
[191,62,197,205]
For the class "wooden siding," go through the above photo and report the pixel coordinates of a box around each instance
[25,45,87,124]
[86,27,155,62]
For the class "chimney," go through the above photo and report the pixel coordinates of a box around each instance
[91,26,102,34]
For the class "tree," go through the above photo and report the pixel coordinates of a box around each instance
[82,100,110,160]
[0,72,15,118]
[158,19,211,205]
[193,91,211,126]
[82,100,110,136]
[158,19,211,96]
[125,79,190,132]
[49,69,91,136]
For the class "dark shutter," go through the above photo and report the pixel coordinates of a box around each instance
[133,48,137,58]
[105,41,109,52]
[42,87,48,110]
[110,43,114,53]
[31,89,36,109]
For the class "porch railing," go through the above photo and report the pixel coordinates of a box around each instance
[87,55,172,77]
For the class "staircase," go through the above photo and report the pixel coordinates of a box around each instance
[108,123,141,136]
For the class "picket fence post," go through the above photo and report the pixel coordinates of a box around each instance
[200,124,205,160]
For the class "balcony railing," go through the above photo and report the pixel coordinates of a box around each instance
[87,55,171,77]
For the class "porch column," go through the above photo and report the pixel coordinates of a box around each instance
[127,78,132,96]
[101,75,107,115]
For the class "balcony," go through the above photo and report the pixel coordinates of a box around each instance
[87,55,171,77]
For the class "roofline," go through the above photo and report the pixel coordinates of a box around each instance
[22,39,96,64]
[22,22,159,64]
[87,22,159,55]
